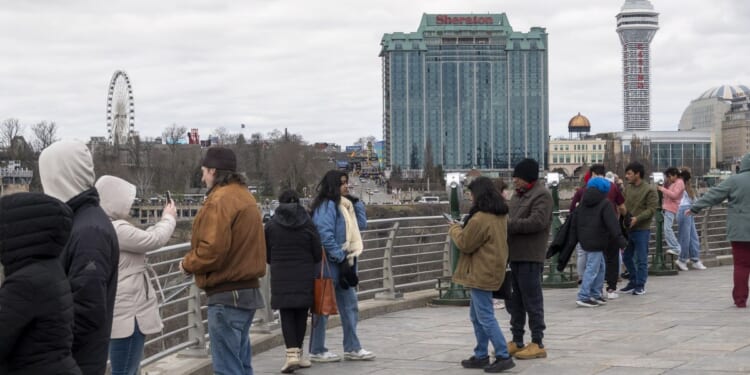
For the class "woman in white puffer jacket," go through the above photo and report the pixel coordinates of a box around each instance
[95,175,176,375]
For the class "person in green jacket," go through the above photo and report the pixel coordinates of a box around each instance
[620,161,658,296]
[689,153,750,308]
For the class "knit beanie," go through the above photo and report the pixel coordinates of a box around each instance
[202,147,236,171]
[587,176,611,194]
[512,158,539,183]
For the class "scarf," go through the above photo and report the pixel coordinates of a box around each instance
[339,197,363,265]
[515,180,536,196]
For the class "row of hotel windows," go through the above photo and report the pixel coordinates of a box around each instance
[552,144,605,151]
[551,154,605,164]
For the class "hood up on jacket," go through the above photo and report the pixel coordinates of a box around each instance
[741,153,750,173]
[581,187,608,207]
[271,202,311,229]
[39,140,96,203]
[95,175,137,220]
[0,192,73,276]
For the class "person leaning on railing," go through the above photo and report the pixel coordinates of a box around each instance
[95,175,177,375]
[688,153,750,308]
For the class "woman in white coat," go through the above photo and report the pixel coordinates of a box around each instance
[95,176,176,375]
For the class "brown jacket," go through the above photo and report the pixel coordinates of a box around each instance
[449,212,508,291]
[508,182,553,263]
[182,183,266,295]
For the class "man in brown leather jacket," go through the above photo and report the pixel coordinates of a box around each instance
[181,147,267,375]
[506,158,553,360]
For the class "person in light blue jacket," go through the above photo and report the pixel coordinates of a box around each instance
[308,170,375,363]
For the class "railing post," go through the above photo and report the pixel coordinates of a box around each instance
[543,183,577,288]
[375,222,403,300]
[251,265,279,333]
[180,283,209,358]
[441,233,452,277]
[701,206,712,253]
[650,188,678,275]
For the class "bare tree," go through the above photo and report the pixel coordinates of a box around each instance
[213,127,238,145]
[162,124,187,150]
[1,118,24,149]
[30,121,59,152]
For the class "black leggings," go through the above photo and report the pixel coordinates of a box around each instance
[279,308,309,349]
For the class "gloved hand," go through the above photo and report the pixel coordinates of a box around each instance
[338,260,359,289]
[344,194,359,204]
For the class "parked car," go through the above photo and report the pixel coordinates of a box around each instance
[416,196,440,204]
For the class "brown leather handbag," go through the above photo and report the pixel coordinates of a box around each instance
[313,250,338,316]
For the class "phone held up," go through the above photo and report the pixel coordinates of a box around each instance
[442,212,459,224]
[166,191,173,204]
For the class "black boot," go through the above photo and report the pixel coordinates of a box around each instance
[460,355,489,369]
[484,357,515,373]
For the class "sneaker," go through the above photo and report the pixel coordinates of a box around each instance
[691,260,707,270]
[506,341,523,356]
[493,299,505,309]
[620,284,636,293]
[484,357,516,373]
[607,290,619,299]
[633,288,646,295]
[309,351,341,363]
[593,296,607,305]
[576,299,599,307]
[666,248,680,256]
[344,348,375,361]
[460,355,489,369]
[513,343,547,360]
[675,259,689,271]
[621,271,630,280]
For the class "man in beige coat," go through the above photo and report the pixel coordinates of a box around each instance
[96,175,176,375]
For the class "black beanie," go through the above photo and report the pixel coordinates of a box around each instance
[202,147,237,171]
[513,158,539,183]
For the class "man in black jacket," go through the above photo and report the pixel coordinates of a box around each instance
[570,178,628,308]
[39,141,119,375]
[0,193,81,375]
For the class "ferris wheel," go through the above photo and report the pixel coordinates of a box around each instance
[106,70,135,145]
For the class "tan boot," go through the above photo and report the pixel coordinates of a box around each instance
[281,348,300,373]
[513,343,547,359]
[298,347,312,368]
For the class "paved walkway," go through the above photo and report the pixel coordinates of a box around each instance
[252,266,750,374]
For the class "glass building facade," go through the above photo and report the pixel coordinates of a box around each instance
[380,14,548,170]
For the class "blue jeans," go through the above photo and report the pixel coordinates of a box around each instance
[577,251,605,301]
[663,211,681,253]
[310,277,361,354]
[109,321,145,375]
[677,206,701,262]
[575,244,587,280]
[623,229,650,288]
[208,304,256,375]
[469,289,510,359]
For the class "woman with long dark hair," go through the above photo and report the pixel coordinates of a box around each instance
[675,168,706,271]
[308,170,375,363]
[449,177,515,373]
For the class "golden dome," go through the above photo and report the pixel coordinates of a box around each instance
[568,112,591,132]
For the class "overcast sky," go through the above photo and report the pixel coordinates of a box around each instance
[3,0,750,147]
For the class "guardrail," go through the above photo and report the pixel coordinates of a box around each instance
[140,206,731,368]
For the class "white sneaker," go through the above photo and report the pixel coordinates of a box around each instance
[607,291,619,299]
[675,259,689,271]
[691,260,707,270]
[344,348,376,361]
[666,249,680,256]
[309,351,341,363]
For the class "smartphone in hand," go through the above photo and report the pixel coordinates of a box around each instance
[442,212,458,223]
[166,191,173,204]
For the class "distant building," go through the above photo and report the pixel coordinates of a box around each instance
[616,0,659,131]
[313,142,341,153]
[616,131,714,176]
[380,13,548,171]
[679,85,750,164]
[548,113,608,176]
[722,95,750,163]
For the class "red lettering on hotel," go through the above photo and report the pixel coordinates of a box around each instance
[436,15,494,25]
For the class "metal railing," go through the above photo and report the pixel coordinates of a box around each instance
[140,207,731,367]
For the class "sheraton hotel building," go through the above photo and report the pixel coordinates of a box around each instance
[380,13,548,171]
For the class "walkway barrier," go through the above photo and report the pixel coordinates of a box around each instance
[139,206,730,367]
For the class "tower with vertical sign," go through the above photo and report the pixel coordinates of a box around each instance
[616,0,659,131]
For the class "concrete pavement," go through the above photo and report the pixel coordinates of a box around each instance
[251,265,750,374]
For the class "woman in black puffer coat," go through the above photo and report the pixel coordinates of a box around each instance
[265,190,322,373]
[0,192,81,375]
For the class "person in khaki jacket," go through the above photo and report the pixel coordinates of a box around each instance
[449,177,515,373]
[180,147,267,375]
[95,175,176,375]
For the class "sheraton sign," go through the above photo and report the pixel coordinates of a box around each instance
[436,15,494,25]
